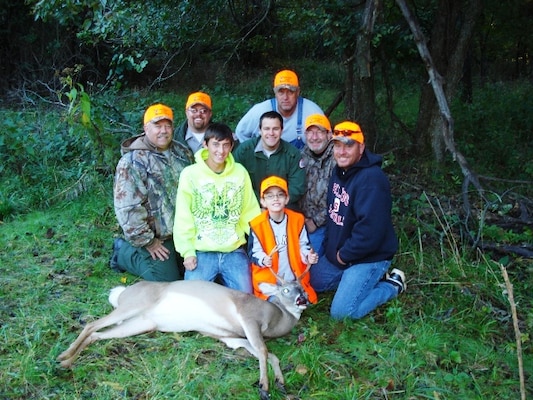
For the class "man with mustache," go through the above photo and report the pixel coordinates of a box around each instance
[235,70,324,150]
[111,103,193,281]
[174,92,213,154]
[299,114,336,256]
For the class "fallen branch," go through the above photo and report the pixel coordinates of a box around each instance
[479,243,533,259]
[499,264,526,400]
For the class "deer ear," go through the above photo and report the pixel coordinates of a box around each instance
[258,282,278,296]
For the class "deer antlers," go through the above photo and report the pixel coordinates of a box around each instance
[265,244,312,284]
[266,245,286,284]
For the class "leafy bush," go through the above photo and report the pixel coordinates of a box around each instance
[0,108,93,216]
[453,80,533,180]
[0,84,130,220]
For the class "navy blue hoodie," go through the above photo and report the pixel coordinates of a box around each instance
[324,149,398,268]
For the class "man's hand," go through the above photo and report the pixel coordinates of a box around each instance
[336,250,347,266]
[145,238,170,261]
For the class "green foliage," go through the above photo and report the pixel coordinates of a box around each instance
[453,80,533,180]
[474,0,533,79]
[0,107,91,217]
[26,0,262,86]
[0,69,134,220]
[322,0,363,58]
[10,0,530,103]
[59,67,124,169]
[108,52,149,85]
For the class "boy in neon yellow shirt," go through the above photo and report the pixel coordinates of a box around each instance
[174,123,260,293]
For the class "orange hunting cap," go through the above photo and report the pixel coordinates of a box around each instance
[260,176,289,197]
[332,121,365,144]
[185,92,212,110]
[144,103,173,125]
[273,70,299,92]
[304,114,331,132]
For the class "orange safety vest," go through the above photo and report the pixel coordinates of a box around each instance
[249,209,318,303]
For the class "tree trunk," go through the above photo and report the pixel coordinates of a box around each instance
[410,0,482,161]
[395,0,483,195]
[353,0,379,147]
[344,55,354,120]
[342,0,379,145]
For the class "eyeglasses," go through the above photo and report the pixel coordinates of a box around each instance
[333,130,361,137]
[263,193,287,200]
[305,128,328,136]
[187,108,210,115]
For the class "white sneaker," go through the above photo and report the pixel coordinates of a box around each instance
[386,268,406,294]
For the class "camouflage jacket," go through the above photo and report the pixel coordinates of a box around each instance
[113,134,193,247]
[299,142,336,227]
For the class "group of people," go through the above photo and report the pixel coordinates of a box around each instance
[110,70,406,320]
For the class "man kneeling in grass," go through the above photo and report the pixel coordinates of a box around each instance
[310,121,406,319]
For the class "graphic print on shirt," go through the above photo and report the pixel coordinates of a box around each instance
[191,181,244,244]
[329,182,349,226]
[274,232,288,248]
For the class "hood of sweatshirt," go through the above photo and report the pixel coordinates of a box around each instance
[120,134,163,154]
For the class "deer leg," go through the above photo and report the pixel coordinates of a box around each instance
[57,311,156,368]
[220,337,270,399]
[57,313,122,367]
[266,352,285,392]
[246,337,271,397]
[243,324,274,399]
[58,305,149,364]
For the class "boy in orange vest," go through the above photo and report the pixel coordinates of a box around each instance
[248,176,318,303]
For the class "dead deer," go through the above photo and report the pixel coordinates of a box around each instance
[57,265,310,400]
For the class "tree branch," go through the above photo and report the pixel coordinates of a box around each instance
[395,0,484,198]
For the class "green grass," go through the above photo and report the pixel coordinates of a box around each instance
[1,188,531,399]
[1,73,531,398]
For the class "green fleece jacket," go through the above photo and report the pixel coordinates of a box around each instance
[173,149,261,259]
[233,137,306,210]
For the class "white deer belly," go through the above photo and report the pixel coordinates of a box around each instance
[148,292,241,336]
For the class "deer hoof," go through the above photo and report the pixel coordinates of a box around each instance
[275,379,286,394]
[259,388,270,400]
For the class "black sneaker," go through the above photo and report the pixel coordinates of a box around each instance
[385,268,406,294]
[109,238,125,272]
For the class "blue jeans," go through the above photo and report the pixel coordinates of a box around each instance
[185,248,253,294]
[310,257,397,319]
[308,226,326,257]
